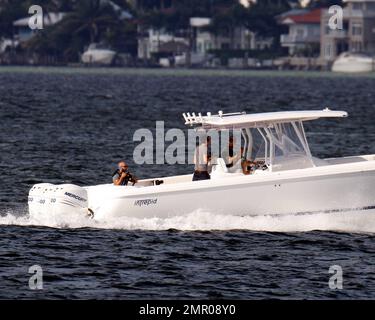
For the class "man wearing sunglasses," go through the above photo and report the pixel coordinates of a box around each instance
[112,161,138,186]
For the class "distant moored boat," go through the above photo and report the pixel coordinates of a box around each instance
[81,43,117,66]
[332,52,374,73]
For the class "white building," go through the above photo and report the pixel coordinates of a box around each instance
[280,9,322,56]
[320,0,375,61]
[137,28,189,60]
[138,23,273,62]
[196,27,272,54]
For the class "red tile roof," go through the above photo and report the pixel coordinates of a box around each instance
[283,8,322,24]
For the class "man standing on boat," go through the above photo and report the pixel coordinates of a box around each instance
[192,136,211,181]
[113,161,138,186]
[222,136,242,172]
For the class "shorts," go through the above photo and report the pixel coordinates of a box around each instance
[192,171,211,181]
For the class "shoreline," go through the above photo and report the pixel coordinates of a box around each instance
[1,65,375,78]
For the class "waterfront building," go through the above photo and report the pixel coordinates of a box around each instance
[279,9,322,56]
[320,0,375,62]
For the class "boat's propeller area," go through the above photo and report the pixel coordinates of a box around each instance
[28,183,90,217]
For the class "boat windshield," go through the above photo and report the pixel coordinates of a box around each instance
[267,122,313,171]
[245,121,313,171]
[245,128,267,163]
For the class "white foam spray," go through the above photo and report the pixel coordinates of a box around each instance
[1,207,375,233]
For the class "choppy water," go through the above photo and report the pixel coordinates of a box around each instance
[0,67,375,299]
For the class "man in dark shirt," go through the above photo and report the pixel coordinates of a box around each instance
[112,161,138,186]
[193,136,212,181]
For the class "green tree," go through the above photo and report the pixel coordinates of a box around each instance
[27,0,136,61]
[209,2,248,48]
[244,0,291,51]
[0,0,28,38]
[0,0,75,38]
[64,0,119,43]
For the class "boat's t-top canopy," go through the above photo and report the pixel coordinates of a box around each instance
[183,109,348,172]
[183,108,348,129]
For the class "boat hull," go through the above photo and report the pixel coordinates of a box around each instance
[81,50,116,65]
[28,157,375,220]
[332,56,374,73]
[87,160,375,220]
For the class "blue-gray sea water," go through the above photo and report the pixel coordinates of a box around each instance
[1,67,375,299]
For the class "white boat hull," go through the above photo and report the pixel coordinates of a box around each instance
[332,55,374,73]
[81,49,116,65]
[28,155,375,221]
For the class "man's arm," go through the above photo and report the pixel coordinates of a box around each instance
[113,172,127,186]
[241,160,251,175]
[230,153,241,164]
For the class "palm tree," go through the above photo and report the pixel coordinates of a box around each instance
[64,0,119,43]
[209,1,248,49]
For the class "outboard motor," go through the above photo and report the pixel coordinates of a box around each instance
[28,183,53,216]
[28,183,89,217]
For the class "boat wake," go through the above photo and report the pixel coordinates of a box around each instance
[1,207,375,233]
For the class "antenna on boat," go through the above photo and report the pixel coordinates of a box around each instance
[182,110,247,126]
[183,112,206,126]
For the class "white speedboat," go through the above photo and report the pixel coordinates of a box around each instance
[332,52,374,73]
[28,109,375,221]
[81,43,117,66]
